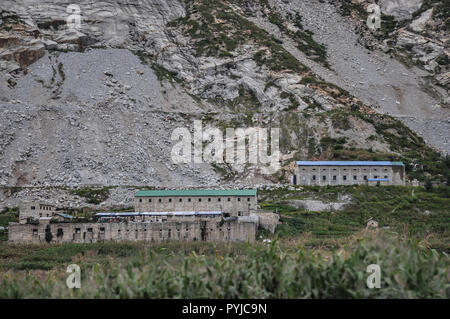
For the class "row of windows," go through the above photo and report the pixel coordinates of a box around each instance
[30,205,53,211]
[139,197,252,203]
[71,227,189,234]
[310,175,389,181]
[302,168,389,172]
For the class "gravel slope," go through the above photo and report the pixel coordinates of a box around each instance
[251,0,449,153]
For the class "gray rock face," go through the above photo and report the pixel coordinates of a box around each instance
[0,0,448,193]
[379,0,423,20]
[284,199,349,212]
[410,8,434,32]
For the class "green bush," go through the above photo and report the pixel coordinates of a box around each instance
[0,233,447,298]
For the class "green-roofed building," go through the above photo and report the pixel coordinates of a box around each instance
[135,189,258,217]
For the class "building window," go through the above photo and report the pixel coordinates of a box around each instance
[169,198,172,202]
[31,206,35,210]
[247,198,250,202]
[139,199,142,202]
[158,198,162,203]
[384,176,388,179]
[312,175,316,181]
[333,176,337,181]
[238,198,241,202]
[100,227,105,233]
[227,198,231,202]
[343,176,347,181]
[198,198,202,202]
[218,198,221,202]
[364,176,367,180]
[208,198,211,202]
[374,175,378,179]
[322,176,326,181]
[57,228,63,237]
[87,228,93,232]
[238,212,242,216]
[353,175,357,180]
[148,199,151,203]
[75,228,81,234]
[188,198,191,202]
[179,198,182,202]
[32,229,38,236]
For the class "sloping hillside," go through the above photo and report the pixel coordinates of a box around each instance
[0,0,448,191]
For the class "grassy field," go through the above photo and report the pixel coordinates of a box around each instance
[0,231,448,298]
[0,185,448,298]
[261,185,450,252]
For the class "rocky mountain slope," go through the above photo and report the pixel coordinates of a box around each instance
[0,0,448,198]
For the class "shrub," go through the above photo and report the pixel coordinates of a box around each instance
[0,232,447,298]
[45,225,53,243]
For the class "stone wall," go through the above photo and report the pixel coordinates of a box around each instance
[135,195,257,217]
[250,211,279,233]
[18,202,56,224]
[8,218,257,244]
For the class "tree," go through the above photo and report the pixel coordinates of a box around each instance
[45,225,53,243]
[424,179,433,192]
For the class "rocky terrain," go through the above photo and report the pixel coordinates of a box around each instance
[0,0,448,207]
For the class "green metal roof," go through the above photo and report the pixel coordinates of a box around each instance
[391,162,405,166]
[135,189,257,197]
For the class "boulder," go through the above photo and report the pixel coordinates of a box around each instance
[410,8,434,32]
[379,0,423,21]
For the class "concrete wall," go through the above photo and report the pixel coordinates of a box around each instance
[19,202,56,224]
[295,165,405,186]
[135,195,257,217]
[250,211,279,233]
[8,219,256,244]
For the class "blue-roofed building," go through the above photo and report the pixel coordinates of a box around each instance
[294,161,405,186]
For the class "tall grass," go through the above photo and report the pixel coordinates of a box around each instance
[1,232,448,298]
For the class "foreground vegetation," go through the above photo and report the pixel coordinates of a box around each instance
[0,231,449,298]
[0,185,448,298]
[261,185,450,252]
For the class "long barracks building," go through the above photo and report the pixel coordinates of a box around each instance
[134,189,258,217]
[294,161,405,186]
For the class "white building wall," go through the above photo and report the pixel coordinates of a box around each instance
[296,165,404,186]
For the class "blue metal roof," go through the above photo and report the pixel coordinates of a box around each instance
[296,161,403,166]
[368,178,389,182]
[56,213,73,219]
